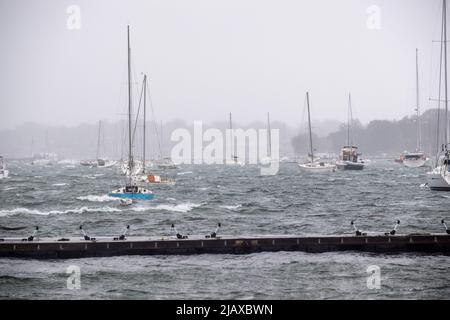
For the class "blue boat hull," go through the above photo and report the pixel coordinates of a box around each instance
[109,193,155,200]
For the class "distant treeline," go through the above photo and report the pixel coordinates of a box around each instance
[0,109,446,159]
[291,108,446,157]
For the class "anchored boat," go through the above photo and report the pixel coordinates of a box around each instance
[404,48,429,168]
[108,26,154,201]
[427,0,450,190]
[336,146,364,170]
[109,185,154,200]
[335,93,364,170]
[80,121,117,168]
[0,156,9,179]
[298,92,336,172]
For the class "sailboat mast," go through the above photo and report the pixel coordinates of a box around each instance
[229,112,233,159]
[306,92,314,163]
[416,48,422,152]
[96,120,102,159]
[143,74,147,173]
[160,120,163,159]
[267,112,271,157]
[444,0,449,147]
[347,93,351,146]
[127,25,133,172]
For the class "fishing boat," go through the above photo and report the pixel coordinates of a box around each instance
[336,146,364,170]
[298,92,336,173]
[80,121,117,168]
[404,49,429,168]
[427,0,450,191]
[0,156,9,179]
[335,93,364,170]
[109,26,154,200]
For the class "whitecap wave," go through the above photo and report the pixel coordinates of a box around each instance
[77,194,117,202]
[220,204,242,211]
[132,202,203,213]
[177,171,193,175]
[52,183,67,186]
[0,206,121,217]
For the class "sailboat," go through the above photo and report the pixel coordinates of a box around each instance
[227,112,244,165]
[0,156,9,179]
[109,26,154,200]
[298,92,336,172]
[427,0,450,191]
[156,121,178,169]
[31,131,58,166]
[80,121,117,168]
[137,75,175,185]
[404,48,429,168]
[336,93,365,170]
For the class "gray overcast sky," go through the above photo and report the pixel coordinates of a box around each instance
[0,0,444,129]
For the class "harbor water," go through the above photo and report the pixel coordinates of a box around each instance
[0,159,449,299]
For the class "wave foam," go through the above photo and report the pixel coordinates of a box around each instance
[177,171,193,175]
[0,206,121,217]
[220,204,242,211]
[132,202,203,213]
[77,194,117,202]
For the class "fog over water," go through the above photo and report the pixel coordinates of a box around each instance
[0,0,444,131]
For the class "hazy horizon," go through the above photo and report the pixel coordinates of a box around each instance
[0,0,446,130]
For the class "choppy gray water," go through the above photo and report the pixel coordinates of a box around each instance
[0,159,449,299]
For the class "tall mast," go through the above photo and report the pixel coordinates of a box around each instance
[267,112,271,157]
[96,120,102,159]
[444,0,449,146]
[306,92,314,163]
[229,112,233,159]
[347,93,351,146]
[160,120,163,158]
[127,25,133,172]
[416,48,422,152]
[143,74,147,173]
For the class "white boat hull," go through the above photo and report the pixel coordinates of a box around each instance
[31,159,53,166]
[157,164,179,169]
[403,158,428,168]
[298,162,336,172]
[335,160,364,170]
[427,166,450,191]
[98,160,117,168]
